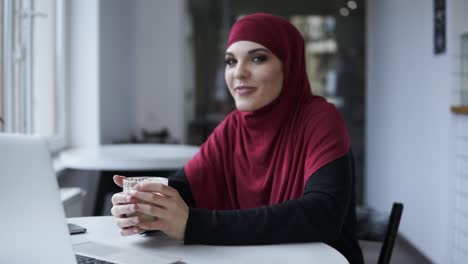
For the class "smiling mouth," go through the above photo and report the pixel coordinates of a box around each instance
[235,86,256,96]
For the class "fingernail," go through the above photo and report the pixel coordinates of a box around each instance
[134,184,141,190]
[128,204,135,212]
[129,190,136,196]
[125,195,131,202]
[132,217,139,224]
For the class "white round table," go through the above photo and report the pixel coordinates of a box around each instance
[59,144,200,171]
[59,144,200,215]
[69,216,350,264]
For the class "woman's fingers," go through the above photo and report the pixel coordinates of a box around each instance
[113,202,167,219]
[110,182,188,241]
[137,219,167,231]
[113,175,126,188]
[129,190,171,208]
[111,175,146,237]
[111,192,135,205]
[111,204,137,216]
[116,216,140,228]
[134,182,178,198]
[120,226,143,236]
[134,203,167,218]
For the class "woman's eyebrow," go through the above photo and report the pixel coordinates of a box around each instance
[225,48,271,57]
[248,48,270,54]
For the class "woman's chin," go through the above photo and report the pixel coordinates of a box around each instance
[236,103,256,112]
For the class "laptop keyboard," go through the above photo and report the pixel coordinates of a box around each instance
[75,254,115,264]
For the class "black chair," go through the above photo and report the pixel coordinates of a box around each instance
[355,202,404,264]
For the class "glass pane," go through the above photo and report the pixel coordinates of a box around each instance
[290,15,338,100]
[31,0,56,136]
[2,0,28,133]
[461,34,468,105]
[13,0,23,132]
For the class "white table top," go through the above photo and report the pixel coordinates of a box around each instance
[68,216,349,264]
[59,144,199,171]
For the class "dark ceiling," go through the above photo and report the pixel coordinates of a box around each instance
[190,0,365,17]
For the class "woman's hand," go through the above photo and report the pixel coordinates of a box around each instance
[129,181,189,241]
[110,175,144,236]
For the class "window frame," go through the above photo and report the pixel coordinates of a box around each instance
[2,0,12,132]
[1,0,67,152]
[46,0,67,152]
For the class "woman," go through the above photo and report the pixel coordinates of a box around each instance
[111,13,364,264]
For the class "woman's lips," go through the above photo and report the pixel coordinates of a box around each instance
[235,86,256,96]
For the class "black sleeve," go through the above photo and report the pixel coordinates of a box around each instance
[167,153,363,264]
[168,168,196,208]
[180,152,353,245]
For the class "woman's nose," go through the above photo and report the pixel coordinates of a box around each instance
[233,62,250,79]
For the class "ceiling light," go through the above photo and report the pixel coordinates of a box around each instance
[339,7,350,17]
[347,1,358,10]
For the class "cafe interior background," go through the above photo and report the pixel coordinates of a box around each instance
[2,0,468,263]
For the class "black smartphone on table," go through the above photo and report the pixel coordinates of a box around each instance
[68,223,87,235]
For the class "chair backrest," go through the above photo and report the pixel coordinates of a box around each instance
[356,202,404,264]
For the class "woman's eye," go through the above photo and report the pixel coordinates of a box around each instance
[252,55,267,63]
[224,58,236,66]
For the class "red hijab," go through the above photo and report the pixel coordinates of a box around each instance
[185,13,350,209]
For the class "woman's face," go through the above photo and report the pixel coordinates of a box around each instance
[225,41,283,112]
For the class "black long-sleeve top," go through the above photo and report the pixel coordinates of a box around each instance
[168,152,364,264]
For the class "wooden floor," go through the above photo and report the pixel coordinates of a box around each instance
[360,236,432,264]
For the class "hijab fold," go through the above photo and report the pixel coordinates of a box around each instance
[185,13,350,209]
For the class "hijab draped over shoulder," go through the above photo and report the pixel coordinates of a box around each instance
[185,13,350,209]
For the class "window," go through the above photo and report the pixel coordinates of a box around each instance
[1,0,66,151]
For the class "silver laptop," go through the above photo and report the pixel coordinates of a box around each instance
[0,133,179,264]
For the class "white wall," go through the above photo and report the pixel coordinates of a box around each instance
[68,0,100,147]
[133,0,188,142]
[366,1,453,263]
[67,0,188,145]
